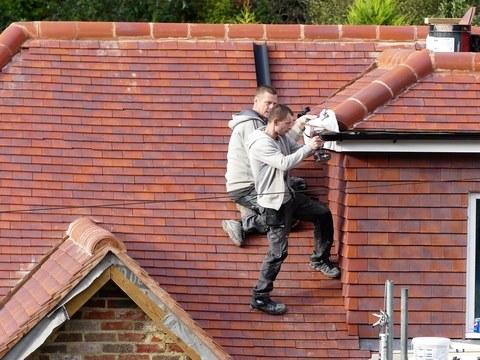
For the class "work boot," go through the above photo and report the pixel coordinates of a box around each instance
[222,220,244,247]
[249,298,287,315]
[310,259,341,279]
[236,203,257,218]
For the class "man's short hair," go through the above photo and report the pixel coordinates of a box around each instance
[268,104,293,123]
[256,85,277,97]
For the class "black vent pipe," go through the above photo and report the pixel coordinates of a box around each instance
[253,42,271,86]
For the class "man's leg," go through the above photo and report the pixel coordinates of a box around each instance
[223,185,268,247]
[292,193,340,278]
[233,185,268,234]
[250,202,293,315]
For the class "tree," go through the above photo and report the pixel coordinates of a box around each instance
[302,0,354,24]
[437,0,480,24]
[346,0,410,25]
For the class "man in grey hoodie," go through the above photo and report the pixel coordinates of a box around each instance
[223,85,310,247]
[247,103,340,315]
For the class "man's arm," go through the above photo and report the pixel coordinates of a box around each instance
[288,114,317,141]
[250,137,312,172]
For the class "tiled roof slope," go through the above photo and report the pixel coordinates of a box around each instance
[0,217,230,359]
[0,20,457,359]
[314,48,480,131]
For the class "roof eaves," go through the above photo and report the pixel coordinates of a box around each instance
[322,131,480,153]
[323,131,480,141]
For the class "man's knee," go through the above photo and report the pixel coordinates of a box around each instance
[267,250,288,263]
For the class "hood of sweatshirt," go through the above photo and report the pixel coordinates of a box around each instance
[228,109,266,130]
[246,126,268,150]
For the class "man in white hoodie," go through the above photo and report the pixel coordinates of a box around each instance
[247,104,340,315]
[223,85,310,247]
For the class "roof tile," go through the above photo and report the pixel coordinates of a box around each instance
[77,22,114,38]
[304,24,340,40]
[342,25,377,40]
[115,22,151,38]
[152,23,189,38]
[39,21,78,39]
[379,25,416,41]
[1,20,474,359]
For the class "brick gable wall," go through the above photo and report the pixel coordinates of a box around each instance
[26,280,192,360]
[327,151,474,338]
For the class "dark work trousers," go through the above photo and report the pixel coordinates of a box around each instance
[228,184,268,234]
[227,177,308,235]
[252,192,334,301]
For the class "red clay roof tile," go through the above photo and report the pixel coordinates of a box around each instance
[1,20,478,359]
[0,217,231,359]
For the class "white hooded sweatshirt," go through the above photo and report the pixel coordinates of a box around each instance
[225,110,303,193]
[247,126,313,210]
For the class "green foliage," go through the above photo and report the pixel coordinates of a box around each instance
[0,0,205,30]
[0,0,52,29]
[438,0,474,18]
[346,0,411,25]
[202,0,239,23]
[395,0,439,25]
[302,0,354,24]
[232,2,258,24]
[260,0,307,24]
[434,0,480,25]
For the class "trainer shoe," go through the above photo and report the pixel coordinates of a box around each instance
[236,203,257,218]
[222,220,244,247]
[310,259,341,279]
[250,298,287,315]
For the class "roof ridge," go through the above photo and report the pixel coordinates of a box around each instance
[330,47,480,129]
[0,217,125,310]
[332,49,433,129]
[0,21,431,70]
[66,217,126,255]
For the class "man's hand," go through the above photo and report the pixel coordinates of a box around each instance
[296,114,317,130]
[308,135,323,150]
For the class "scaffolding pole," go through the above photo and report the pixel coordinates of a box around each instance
[400,288,409,360]
[386,280,394,360]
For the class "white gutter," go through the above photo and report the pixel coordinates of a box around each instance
[330,139,480,153]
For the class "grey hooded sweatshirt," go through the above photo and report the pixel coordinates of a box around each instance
[225,109,304,193]
[247,126,314,210]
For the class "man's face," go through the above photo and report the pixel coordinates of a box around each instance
[275,113,295,135]
[253,92,277,118]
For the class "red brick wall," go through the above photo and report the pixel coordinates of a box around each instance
[327,152,476,339]
[26,280,192,360]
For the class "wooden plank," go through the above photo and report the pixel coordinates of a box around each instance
[110,266,201,360]
[64,269,111,316]
[424,18,462,25]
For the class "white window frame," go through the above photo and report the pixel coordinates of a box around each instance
[466,193,480,337]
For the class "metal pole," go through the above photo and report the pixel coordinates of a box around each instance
[386,280,394,360]
[400,288,409,360]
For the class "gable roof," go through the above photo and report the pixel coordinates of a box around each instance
[0,20,478,359]
[0,217,230,359]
